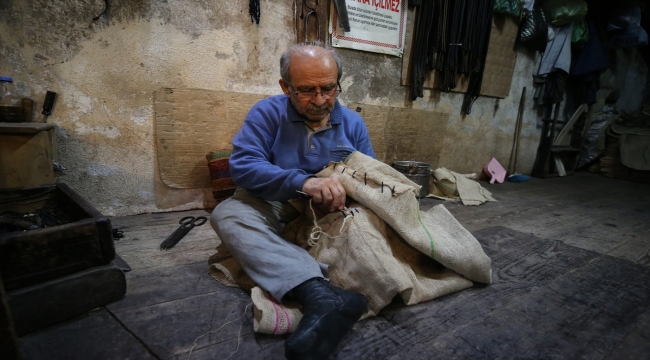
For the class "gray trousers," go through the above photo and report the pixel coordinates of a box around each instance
[210,187,327,302]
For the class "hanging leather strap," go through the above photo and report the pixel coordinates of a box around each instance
[333,0,351,32]
[462,0,495,114]
[410,0,436,100]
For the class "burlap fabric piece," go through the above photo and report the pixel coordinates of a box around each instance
[208,244,256,292]
[306,201,473,318]
[233,200,474,333]
[251,287,302,334]
[318,152,493,284]
[427,167,497,206]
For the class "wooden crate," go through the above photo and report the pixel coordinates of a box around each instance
[0,183,115,291]
[0,276,21,360]
[7,263,126,336]
[0,122,58,189]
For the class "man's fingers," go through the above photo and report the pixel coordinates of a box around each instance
[302,177,347,213]
[328,182,346,211]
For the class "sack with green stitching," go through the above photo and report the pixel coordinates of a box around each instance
[315,152,492,293]
[305,201,472,317]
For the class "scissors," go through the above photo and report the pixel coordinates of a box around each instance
[159,216,207,250]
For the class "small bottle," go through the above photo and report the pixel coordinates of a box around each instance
[0,76,20,106]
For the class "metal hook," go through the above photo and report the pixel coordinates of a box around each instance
[304,9,320,43]
[301,0,321,43]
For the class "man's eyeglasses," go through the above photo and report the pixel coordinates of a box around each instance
[287,82,342,100]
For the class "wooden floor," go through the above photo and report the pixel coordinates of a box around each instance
[16,172,650,359]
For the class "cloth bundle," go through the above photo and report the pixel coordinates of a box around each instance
[208,152,493,334]
[206,150,237,203]
[610,122,650,171]
[427,167,497,206]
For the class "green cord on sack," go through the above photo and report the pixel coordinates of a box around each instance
[416,203,436,259]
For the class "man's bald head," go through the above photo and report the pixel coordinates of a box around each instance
[280,42,342,84]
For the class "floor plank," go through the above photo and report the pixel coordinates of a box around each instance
[19,309,156,360]
[106,261,229,313]
[110,209,219,271]
[109,291,252,358]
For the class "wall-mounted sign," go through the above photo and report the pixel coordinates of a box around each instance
[330,0,407,57]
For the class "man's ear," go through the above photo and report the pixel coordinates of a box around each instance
[279,79,291,97]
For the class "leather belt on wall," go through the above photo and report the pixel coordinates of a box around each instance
[409,0,495,115]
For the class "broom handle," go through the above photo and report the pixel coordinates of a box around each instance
[508,87,526,175]
[513,87,526,174]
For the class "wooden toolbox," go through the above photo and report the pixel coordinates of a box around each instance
[0,183,116,291]
[7,263,126,336]
[0,183,125,336]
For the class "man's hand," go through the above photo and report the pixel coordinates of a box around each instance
[301,177,346,213]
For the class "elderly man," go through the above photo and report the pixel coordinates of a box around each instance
[210,42,375,359]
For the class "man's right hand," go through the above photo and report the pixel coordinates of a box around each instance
[301,177,347,213]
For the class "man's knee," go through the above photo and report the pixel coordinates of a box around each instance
[210,196,270,233]
[210,198,239,232]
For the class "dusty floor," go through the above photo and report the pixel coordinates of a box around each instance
[16,172,650,359]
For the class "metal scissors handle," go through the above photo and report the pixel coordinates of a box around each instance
[160,216,207,250]
[179,216,207,228]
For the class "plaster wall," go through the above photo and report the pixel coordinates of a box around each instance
[1,0,554,215]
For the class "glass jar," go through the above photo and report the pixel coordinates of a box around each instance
[0,76,25,122]
[0,76,21,106]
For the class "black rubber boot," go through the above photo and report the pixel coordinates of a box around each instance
[285,278,367,360]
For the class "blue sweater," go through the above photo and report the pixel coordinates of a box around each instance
[229,95,376,201]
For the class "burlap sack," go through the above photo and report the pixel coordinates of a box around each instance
[317,152,492,284]
[307,202,472,317]
[429,169,461,200]
[243,198,482,333]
